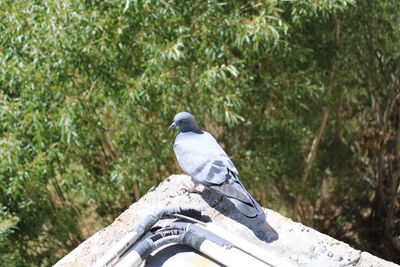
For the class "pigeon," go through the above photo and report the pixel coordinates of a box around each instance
[169,112,262,218]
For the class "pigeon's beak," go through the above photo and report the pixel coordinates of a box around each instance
[169,122,177,129]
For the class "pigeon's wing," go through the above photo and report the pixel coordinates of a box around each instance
[210,175,261,218]
[197,132,239,175]
[173,132,237,185]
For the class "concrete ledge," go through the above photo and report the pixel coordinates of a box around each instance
[55,175,398,267]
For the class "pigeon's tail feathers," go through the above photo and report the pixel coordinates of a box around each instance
[226,196,260,218]
[210,178,262,218]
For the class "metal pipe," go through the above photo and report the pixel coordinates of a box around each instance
[179,230,268,267]
[115,224,270,267]
[203,223,296,267]
[114,233,183,267]
[168,220,295,267]
[113,232,153,267]
[167,222,269,266]
[92,206,202,267]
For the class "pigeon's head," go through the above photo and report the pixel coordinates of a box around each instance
[169,112,200,132]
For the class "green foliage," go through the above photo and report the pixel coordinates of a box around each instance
[1,0,399,265]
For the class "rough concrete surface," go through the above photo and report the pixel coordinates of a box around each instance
[55,175,398,267]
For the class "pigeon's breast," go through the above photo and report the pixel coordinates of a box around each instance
[173,133,204,174]
[173,137,201,176]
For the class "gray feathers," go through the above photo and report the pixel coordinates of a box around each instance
[170,112,262,218]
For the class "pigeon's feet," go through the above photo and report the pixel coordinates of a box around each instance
[182,181,202,193]
[182,186,201,194]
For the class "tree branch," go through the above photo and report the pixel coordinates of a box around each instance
[293,19,340,221]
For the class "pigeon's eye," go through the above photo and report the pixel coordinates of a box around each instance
[178,120,184,123]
